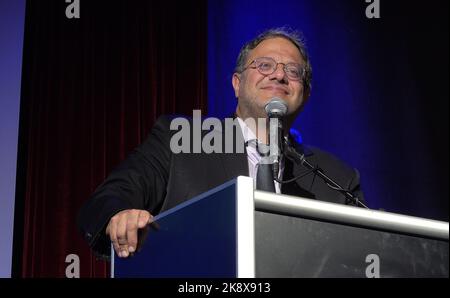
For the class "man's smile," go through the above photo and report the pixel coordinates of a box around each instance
[260,85,290,95]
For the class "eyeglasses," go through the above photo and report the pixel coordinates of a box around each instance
[243,57,306,81]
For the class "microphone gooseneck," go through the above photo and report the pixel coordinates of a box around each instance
[283,137,369,209]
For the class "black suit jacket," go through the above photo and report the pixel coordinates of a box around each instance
[77,115,364,258]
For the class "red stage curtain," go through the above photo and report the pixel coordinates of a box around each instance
[14,0,207,277]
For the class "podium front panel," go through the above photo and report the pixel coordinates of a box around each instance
[255,211,449,278]
[112,181,238,277]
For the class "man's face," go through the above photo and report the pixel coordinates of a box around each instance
[232,37,307,120]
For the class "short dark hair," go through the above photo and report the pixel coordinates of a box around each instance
[234,28,312,97]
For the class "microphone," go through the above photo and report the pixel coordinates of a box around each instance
[264,98,288,179]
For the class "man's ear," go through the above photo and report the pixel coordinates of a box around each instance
[231,73,241,98]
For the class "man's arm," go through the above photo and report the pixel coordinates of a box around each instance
[76,115,173,259]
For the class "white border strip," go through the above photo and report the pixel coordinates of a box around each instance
[236,176,255,278]
[255,191,449,241]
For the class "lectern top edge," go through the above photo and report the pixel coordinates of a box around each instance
[254,189,449,241]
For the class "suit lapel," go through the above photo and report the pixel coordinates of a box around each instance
[220,151,249,179]
[219,118,249,179]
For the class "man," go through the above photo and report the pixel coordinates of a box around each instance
[77,28,364,259]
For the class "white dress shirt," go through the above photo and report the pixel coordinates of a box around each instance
[237,117,284,193]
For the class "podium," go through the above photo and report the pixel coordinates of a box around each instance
[111,176,449,278]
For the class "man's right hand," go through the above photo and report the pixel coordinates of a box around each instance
[105,209,153,258]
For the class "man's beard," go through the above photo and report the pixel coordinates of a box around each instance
[237,95,303,131]
[238,96,270,120]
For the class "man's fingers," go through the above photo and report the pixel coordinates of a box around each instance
[107,209,153,258]
[116,214,129,257]
[137,210,152,228]
[126,211,140,253]
[108,217,121,257]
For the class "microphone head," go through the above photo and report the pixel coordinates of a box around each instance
[265,97,288,117]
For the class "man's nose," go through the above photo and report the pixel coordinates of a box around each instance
[269,64,288,82]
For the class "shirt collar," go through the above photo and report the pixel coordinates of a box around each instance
[236,117,259,143]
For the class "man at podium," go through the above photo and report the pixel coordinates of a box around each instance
[77,28,365,260]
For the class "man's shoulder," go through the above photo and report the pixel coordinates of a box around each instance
[152,114,236,136]
[150,114,195,137]
[298,143,357,176]
[153,114,230,125]
[153,114,190,126]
